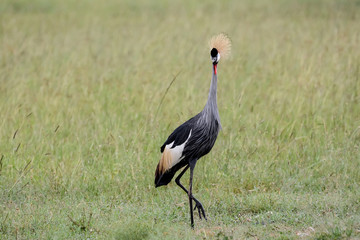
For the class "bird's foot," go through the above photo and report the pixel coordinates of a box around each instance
[193,199,207,221]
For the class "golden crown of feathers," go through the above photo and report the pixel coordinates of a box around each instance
[208,33,231,59]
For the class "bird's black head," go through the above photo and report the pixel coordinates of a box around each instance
[210,48,220,65]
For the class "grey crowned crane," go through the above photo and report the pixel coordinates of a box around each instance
[155,34,231,228]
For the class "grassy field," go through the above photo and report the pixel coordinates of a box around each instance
[1,0,360,239]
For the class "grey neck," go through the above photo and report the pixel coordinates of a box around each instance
[202,65,221,126]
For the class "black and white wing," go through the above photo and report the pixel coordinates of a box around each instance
[155,115,200,186]
[157,123,191,171]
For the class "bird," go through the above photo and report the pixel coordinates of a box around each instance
[154,33,231,228]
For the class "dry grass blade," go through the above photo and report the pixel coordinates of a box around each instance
[7,160,32,193]
[154,70,182,121]
[0,155,3,174]
[14,143,21,153]
[13,129,19,139]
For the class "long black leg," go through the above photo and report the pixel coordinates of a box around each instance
[175,165,207,220]
[188,160,197,228]
[175,165,189,193]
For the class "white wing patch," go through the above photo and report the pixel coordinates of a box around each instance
[164,129,192,169]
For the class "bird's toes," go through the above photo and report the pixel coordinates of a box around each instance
[199,206,207,220]
[194,202,207,220]
[202,209,207,221]
[193,205,201,219]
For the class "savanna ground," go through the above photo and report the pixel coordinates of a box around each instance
[1,0,360,239]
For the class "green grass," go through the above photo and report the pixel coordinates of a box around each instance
[1,0,360,239]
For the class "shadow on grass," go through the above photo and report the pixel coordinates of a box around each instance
[315,227,354,240]
[114,221,150,240]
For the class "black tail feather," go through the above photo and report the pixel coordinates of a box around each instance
[155,161,187,187]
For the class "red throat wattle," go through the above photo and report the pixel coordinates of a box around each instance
[214,64,217,75]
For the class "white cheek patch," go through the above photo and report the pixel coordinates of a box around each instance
[164,130,192,168]
[211,53,221,63]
